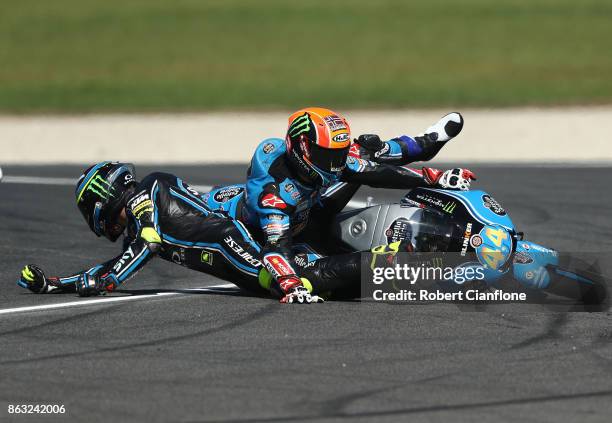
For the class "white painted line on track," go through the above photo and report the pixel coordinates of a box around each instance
[0,175,368,208]
[1,175,77,186]
[0,283,237,316]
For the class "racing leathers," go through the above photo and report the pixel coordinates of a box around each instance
[18,172,363,300]
[319,133,460,216]
[203,134,472,294]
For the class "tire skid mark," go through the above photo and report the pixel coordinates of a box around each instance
[0,304,125,337]
[185,389,612,422]
[509,313,568,350]
[317,384,408,418]
[0,302,276,366]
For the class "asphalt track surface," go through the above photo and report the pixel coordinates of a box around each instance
[1,164,611,423]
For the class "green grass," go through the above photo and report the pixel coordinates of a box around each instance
[1,0,612,112]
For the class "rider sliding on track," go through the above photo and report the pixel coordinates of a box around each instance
[204,107,476,302]
[17,162,386,303]
[17,109,476,304]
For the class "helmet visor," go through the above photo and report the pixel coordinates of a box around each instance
[308,144,349,175]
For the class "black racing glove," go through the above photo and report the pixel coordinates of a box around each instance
[77,273,117,297]
[354,134,389,159]
[18,264,50,294]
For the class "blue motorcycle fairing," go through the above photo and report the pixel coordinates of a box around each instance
[425,189,515,231]
[512,241,559,289]
[474,224,514,272]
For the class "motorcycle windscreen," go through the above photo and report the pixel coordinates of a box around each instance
[411,209,464,252]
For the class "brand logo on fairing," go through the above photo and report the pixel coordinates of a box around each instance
[385,218,412,244]
[513,251,533,264]
[442,202,457,214]
[461,223,473,256]
[400,197,423,208]
[482,195,506,216]
[470,235,483,248]
[416,193,445,208]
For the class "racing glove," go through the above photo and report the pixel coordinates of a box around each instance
[280,286,325,304]
[354,134,389,159]
[422,167,476,191]
[77,273,117,297]
[275,275,324,304]
[277,275,304,293]
[18,264,53,294]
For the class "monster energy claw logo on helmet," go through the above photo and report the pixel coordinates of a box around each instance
[84,175,115,201]
[288,113,313,140]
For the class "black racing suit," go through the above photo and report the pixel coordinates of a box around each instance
[38,173,361,298]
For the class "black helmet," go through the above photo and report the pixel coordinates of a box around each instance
[75,162,136,241]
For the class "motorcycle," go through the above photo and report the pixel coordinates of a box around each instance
[300,187,608,307]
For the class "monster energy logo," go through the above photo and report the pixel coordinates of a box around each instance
[288,113,311,138]
[83,174,115,201]
[442,202,457,214]
[431,257,443,268]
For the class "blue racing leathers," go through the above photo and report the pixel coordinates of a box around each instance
[204,134,442,286]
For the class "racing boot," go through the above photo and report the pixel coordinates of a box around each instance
[418,112,464,143]
[414,112,464,161]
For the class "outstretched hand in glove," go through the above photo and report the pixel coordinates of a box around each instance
[422,167,476,191]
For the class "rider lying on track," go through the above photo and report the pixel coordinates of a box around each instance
[17,162,383,303]
[203,107,476,302]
